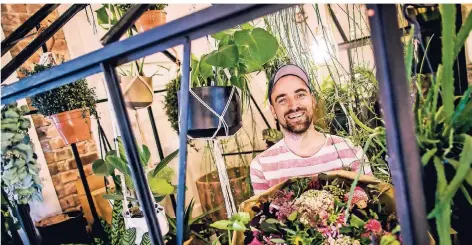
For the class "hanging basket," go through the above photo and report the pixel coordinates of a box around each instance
[50,109,91,145]
[135,10,166,33]
[179,86,242,138]
[119,76,154,109]
[195,167,251,221]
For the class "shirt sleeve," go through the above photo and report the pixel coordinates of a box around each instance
[250,158,269,195]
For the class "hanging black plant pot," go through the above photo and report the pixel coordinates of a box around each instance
[178,86,242,138]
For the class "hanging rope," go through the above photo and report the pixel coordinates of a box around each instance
[177,76,239,217]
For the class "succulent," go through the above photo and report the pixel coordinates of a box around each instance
[1,103,43,204]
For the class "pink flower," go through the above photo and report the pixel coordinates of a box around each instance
[364,219,383,233]
[248,237,264,245]
[344,187,369,209]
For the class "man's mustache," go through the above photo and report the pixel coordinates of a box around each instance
[284,107,307,117]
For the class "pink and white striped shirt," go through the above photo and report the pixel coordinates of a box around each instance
[250,134,372,195]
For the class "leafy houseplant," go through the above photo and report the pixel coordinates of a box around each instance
[97,4,168,33]
[1,103,43,204]
[96,4,168,109]
[166,198,217,245]
[92,137,179,202]
[20,64,98,145]
[348,5,472,244]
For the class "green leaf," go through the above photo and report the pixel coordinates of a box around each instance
[421,148,437,166]
[205,45,239,68]
[270,238,286,244]
[140,144,151,167]
[199,55,214,80]
[92,159,109,176]
[210,220,233,230]
[264,218,280,224]
[339,226,352,234]
[234,28,278,65]
[350,214,365,228]
[211,29,237,40]
[240,22,254,30]
[404,26,415,81]
[230,212,250,224]
[140,232,151,245]
[439,4,456,120]
[232,220,247,231]
[152,149,178,177]
[288,211,298,221]
[148,178,174,195]
[431,135,472,220]
[117,137,127,162]
[122,228,137,245]
[150,166,174,182]
[106,155,130,175]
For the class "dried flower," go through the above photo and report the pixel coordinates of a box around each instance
[295,190,335,227]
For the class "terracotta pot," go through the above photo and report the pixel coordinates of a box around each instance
[76,175,113,226]
[50,109,91,145]
[119,76,154,109]
[135,10,166,32]
[195,167,251,221]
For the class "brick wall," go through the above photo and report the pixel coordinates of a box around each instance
[1,4,99,211]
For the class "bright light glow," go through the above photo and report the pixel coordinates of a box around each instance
[311,35,335,65]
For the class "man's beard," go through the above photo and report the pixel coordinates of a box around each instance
[280,108,313,134]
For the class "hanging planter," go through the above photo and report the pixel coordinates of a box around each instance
[135,10,166,32]
[179,86,242,138]
[195,167,251,221]
[119,75,154,109]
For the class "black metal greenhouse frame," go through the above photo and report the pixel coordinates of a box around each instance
[1,4,430,245]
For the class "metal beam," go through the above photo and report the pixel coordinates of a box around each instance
[1,4,59,57]
[101,61,164,245]
[100,4,151,45]
[366,4,428,245]
[1,4,87,83]
[176,37,191,245]
[1,4,294,105]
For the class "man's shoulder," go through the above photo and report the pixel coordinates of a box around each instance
[251,139,288,165]
[324,134,354,146]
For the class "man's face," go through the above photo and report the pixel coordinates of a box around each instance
[270,75,316,134]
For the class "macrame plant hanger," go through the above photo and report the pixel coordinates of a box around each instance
[179,74,239,218]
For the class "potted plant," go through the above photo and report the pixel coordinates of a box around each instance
[96,4,168,109]
[163,23,279,138]
[20,64,98,145]
[1,103,47,244]
[92,137,179,242]
[166,198,217,245]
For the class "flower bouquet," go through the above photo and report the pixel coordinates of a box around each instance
[213,170,412,245]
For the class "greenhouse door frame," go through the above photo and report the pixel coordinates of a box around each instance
[1,4,428,245]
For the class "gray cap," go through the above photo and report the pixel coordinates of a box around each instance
[268,64,311,104]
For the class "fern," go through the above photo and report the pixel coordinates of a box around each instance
[122,228,137,245]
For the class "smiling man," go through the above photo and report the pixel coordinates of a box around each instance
[250,64,372,194]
